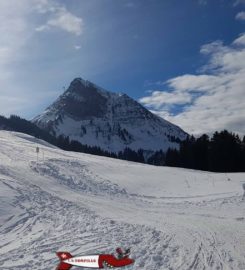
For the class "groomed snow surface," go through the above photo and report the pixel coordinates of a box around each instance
[0,130,245,270]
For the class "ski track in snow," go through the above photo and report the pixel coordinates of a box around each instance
[0,131,245,270]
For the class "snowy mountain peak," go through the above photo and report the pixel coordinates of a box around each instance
[69,77,118,98]
[33,77,188,153]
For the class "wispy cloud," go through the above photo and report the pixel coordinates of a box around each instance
[140,33,245,135]
[74,45,81,50]
[0,0,83,117]
[144,80,165,87]
[0,0,31,65]
[35,1,83,36]
[233,0,245,6]
[236,11,245,20]
[140,91,192,109]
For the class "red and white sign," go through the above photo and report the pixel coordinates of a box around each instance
[56,251,134,269]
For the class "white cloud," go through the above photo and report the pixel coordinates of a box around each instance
[74,45,81,50]
[34,0,60,14]
[0,1,31,64]
[236,11,245,20]
[0,0,83,67]
[44,9,83,36]
[233,33,245,45]
[167,74,219,93]
[0,0,83,117]
[139,91,192,109]
[35,2,83,36]
[35,25,49,32]
[140,33,245,135]
[200,38,245,73]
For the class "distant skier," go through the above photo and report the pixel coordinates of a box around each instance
[242,183,245,200]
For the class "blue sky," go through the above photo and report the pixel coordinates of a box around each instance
[0,0,244,135]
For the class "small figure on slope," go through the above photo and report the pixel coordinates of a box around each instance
[242,183,245,200]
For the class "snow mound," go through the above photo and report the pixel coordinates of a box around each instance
[30,159,127,196]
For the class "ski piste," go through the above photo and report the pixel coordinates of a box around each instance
[56,251,134,269]
[1,131,245,269]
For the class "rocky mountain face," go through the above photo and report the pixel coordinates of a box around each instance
[32,78,187,153]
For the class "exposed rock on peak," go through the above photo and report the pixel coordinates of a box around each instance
[33,78,187,153]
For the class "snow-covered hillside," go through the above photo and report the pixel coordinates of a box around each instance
[33,78,187,153]
[0,131,245,269]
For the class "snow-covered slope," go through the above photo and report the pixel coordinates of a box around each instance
[32,78,187,153]
[1,131,245,269]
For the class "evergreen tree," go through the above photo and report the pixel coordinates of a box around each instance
[193,134,209,171]
[165,148,180,167]
[209,130,242,172]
